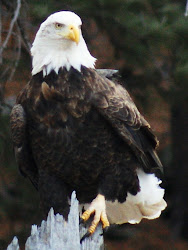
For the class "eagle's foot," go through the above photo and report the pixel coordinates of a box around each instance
[81,194,110,236]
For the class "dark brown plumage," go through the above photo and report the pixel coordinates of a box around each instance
[10,11,166,231]
[10,66,163,218]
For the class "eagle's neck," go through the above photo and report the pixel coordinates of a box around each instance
[31,36,96,77]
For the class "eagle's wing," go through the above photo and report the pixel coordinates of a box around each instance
[87,69,163,173]
[10,104,38,189]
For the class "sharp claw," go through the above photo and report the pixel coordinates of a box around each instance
[101,226,110,236]
[79,217,84,225]
[80,231,91,243]
[80,195,110,237]
[101,212,110,229]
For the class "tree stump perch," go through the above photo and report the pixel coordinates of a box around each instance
[7,192,104,250]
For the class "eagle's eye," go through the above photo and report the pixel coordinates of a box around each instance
[55,23,64,29]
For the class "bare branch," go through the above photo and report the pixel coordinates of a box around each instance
[185,0,188,16]
[7,28,22,82]
[0,0,21,63]
[0,101,13,110]
[17,19,31,54]
[0,64,12,79]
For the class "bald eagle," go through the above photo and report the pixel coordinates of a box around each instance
[10,11,167,235]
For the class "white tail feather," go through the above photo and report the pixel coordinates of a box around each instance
[80,169,167,225]
[106,169,167,224]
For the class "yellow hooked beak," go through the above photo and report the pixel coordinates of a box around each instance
[66,25,80,45]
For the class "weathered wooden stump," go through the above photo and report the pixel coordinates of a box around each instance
[7,192,104,250]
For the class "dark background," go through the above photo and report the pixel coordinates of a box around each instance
[0,0,188,249]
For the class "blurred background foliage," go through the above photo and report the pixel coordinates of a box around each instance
[0,0,188,249]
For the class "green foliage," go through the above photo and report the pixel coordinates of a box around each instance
[81,0,188,104]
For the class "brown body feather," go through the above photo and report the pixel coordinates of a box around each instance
[10,67,162,218]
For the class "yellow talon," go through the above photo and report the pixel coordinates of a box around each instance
[101,214,110,229]
[81,210,92,221]
[81,194,110,236]
[89,225,96,234]
[102,221,110,229]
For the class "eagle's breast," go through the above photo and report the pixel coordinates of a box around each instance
[27,68,92,129]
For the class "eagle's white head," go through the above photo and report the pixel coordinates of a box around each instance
[31,11,96,76]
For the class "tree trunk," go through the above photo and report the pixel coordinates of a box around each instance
[7,192,104,250]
